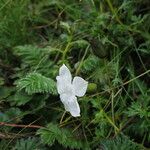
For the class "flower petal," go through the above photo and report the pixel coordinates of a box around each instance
[72,76,88,97]
[56,76,65,94]
[56,64,72,94]
[59,64,72,83]
[60,93,80,117]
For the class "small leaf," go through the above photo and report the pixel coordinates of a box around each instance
[37,123,87,149]
[16,73,57,95]
[14,91,33,106]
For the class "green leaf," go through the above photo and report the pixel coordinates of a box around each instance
[0,107,23,122]
[100,134,141,150]
[16,73,57,95]
[13,137,45,150]
[126,101,149,118]
[60,21,71,33]
[6,91,32,106]
[13,45,51,67]
[0,87,14,100]
[81,55,99,74]
[37,123,87,149]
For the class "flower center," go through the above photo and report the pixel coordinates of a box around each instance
[63,83,74,95]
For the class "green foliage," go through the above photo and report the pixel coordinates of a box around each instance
[13,137,46,150]
[125,93,150,143]
[13,45,52,68]
[0,140,12,150]
[0,0,150,149]
[126,101,150,118]
[0,86,14,99]
[100,134,141,150]
[16,73,57,95]
[0,0,34,46]
[10,91,33,106]
[12,45,57,77]
[81,55,100,74]
[37,123,87,149]
[0,107,23,129]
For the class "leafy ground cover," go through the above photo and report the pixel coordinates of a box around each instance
[0,0,150,149]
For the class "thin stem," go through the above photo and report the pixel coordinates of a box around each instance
[75,44,90,75]
[59,111,67,124]
[0,122,43,129]
[103,111,119,132]
[111,90,116,133]
[90,69,150,97]
[4,118,43,150]
[62,43,71,62]
[105,0,123,25]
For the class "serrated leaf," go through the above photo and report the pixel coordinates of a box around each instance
[13,137,45,150]
[100,134,141,150]
[37,123,87,149]
[81,55,99,73]
[6,92,32,106]
[16,73,57,95]
[13,45,50,66]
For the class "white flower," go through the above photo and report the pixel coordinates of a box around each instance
[56,64,88,117]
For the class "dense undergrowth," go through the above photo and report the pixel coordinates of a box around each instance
[0,0,150,149]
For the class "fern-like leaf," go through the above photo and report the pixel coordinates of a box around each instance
[13,137,45,150]
[37,123,88,149]
[100,134,142,150]
[16,73,57,95]
[13,45,50,67]
[81,54,99,74]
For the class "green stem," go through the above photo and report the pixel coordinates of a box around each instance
[105,0,123,25]
[75,44,90,75]
[111,90,116,133]
[62,42,71,62]
[103,110,119,132]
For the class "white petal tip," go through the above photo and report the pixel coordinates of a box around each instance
[61,64,67,69]
[62,64,66,67]
[71,113,80,117]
